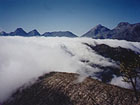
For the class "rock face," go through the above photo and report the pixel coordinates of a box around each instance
[3,72,139,105]
[82,22,140,42]
[42,31,77,37]
[84,43,140,62]
[28,29,40,36]
[10,28,28,36]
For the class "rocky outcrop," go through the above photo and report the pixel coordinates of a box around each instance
[3,72,140,105]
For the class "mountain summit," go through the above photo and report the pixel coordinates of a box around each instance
[115,22,131,28]
[0,31,8,36]
[10,28,28,36]
[82,22,140,42]
[82,24,110,38]
[28,29,40,36]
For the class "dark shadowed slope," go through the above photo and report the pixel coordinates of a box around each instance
[84,43,140,62]
[3,72,140,105]
[82,43,140,83]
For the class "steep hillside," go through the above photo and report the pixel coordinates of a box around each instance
[3,72,140,105]
[83,43,140,83]
[84,43,140,62]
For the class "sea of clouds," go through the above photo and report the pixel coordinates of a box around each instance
[0,36,140,102]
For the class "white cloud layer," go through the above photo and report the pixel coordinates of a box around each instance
[0,36,140,102]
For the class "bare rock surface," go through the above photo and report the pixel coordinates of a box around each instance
[3,72,140,105]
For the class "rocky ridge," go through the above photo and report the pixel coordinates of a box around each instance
[3,72,140,105]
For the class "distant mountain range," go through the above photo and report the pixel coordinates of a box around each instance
[0,28,77,37]
[82,22,140,42]
[0,22,140,41]
[42,31,77,37]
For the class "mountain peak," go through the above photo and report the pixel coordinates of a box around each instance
[82,24,110,38]
[10,28,27,36]
[16,28,23,30]
[116,22,131,28]
[90,24,110,32]
[118,22,130,25]
[0,31,8,35]
[82,22,140,42]
[15,28,25,32]
[96,24,103,28]
[28,29,40,36]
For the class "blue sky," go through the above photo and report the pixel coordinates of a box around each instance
[0,0,140,35]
